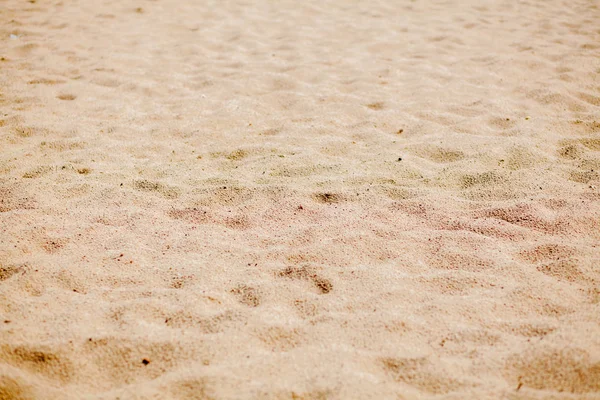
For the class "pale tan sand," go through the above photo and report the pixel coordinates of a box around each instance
[1,0,599,398]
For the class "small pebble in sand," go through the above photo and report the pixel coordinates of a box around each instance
[397,157,402,161]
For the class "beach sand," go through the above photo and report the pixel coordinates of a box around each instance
[1,0,599,398]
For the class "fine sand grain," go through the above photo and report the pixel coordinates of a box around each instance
[1,0,599,399]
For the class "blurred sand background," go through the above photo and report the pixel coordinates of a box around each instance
[1,0,600,398]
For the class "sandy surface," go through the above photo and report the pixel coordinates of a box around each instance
[1,0,600,398]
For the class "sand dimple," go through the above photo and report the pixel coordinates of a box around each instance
[411,145,465,163]
[191,186,254,207]
[222,214,252,230]
[312,192,343,204]
[168,207,210,224]
[536,259,585,282]
[518,244,588,282]
[519,244,575,263]
[28,78,65,85]
[225,149,248,161]
[82,338,202,386]
[460,171,507,189]
[167,378,215,400]
[0,183,36,212]
[293,299,321,319]
[165,310,240,335]
[579,138,600,151]
[0,345,73,383]
[133,179,181,199]
[366,101,385,110]
[506,348,600,394]
[277,266,333,294]
[42,237,69,254]
[381,357,463,394]
[257,326,304,352]
[478,203,571,234]
[558,141,585,159]
[0,263,27,281]
[506,323,556,339]
[570,169,599,184]
[56,94,76,101]
[230,284,261,307]
[0,376,34,400]
[22,166,53,179]
[419,276,481,295]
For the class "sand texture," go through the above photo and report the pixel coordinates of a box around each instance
[1,0,600,398]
